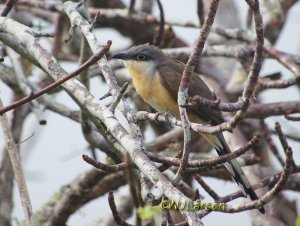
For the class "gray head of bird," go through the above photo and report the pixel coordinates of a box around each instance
[112,44,166,75]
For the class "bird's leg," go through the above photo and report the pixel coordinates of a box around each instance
[163,112,174,128]
[99,92,111,100]
[154,112,162,123]
[153,111,174,127]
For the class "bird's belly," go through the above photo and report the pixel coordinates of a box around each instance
[130,70,179,115]
[139,81,179,115]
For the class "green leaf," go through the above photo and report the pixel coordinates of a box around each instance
[137,205,161,220]
[296,215,300,226]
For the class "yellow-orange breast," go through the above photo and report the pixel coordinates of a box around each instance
[125,61,179,115]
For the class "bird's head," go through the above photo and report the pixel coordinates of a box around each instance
[112,44,165,75]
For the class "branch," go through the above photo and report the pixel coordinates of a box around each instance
[175,0,220,183]
[194,175,219,200]
[224,146,294,213]
[260,121,285,166]
[109,82,128,113]
[0,0,16,16]
[129,0,135,13]
[0,44,4,62]
[0,41,112,115]
[153,0,165,46]
[82,154,125,172]
[246,101,300,118]
[124,153,141,226]
[34,170,126,226]
[0,98,35,226]
[7,48,46,124]
[147,135,259,168]
[197,0,205,26]
[108,192,134,226]
[0,97,30,226]
[274,122,297,169]
[198,159,298,218]
[285,114,300,121]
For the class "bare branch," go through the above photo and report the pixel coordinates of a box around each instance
[0,41,111,115]
[82,154,126,172]
[175,0,220,183]
[0,0,16,16]
[194,175,219,200]
[153,0,165,46]
[109,82,129,113]
[108,191,134,226]
[0,98,35,226]
[147,135,259,168]
[260,121,285,166]
[124,153,141,226]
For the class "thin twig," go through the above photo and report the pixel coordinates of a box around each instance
[175,0,220,184]
[109,82,129,113]
[0,0,15,16]
[256,147,293,207]
[274,122,296,169]
[270,129,300,142]
[90,11,101,31]
[129,0,136,13]
[124,153,141,226]
[285,114,300,121]
[192,189,200,201]
[158,149,183,172]
[18,132,35,146]
[197,0,205,26]
[0,41,112,115]
[153,0,165,46]
[64,25,76,43]
[188,96,243,112]
[99,92,112,100]
[194,175,220,200]
[31,31,55,38]
[246,7,253,30]
[108,191,134,226]
[0,44,4,62]
[51,13,65,58]
[264,42,300,82]
[198,144,294,214]
[198,156,297,218]
[82,154,126,172]
[7,48,47,125]
[260,121,285,166]
[148,135,259,168]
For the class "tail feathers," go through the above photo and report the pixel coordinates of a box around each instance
[215,135,265,214]
[223,160,265,214]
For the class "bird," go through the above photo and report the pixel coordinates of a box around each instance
[112,44,265,214]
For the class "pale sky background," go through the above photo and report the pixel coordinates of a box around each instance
[0,0,300,226]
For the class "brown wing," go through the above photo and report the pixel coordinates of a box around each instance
[158,58,224,125]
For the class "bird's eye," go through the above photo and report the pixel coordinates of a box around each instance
[136,54,146,61]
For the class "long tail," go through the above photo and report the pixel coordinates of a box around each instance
[215,133,265,214]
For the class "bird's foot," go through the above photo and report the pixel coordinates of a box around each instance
[154,112,162,123]
[153,112,174,127]
[164,112,174,127]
